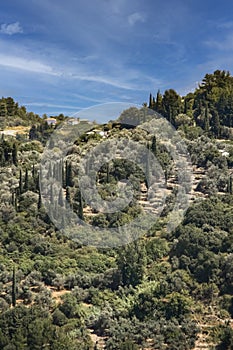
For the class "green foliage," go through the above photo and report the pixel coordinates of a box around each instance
[116,240,147,287]
[1,85,233,349]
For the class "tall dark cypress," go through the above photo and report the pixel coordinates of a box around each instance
[38,187,42,210]
[50,184,54,204]
[61,159,65,188]
[12,143,18,166]
[211,110,221,138]
[66,186,71,204]
[11,191,15,206]
[151,135,157,155]
[106,162,110,183]
[19,169,23,194]
[78,190,84,220]
[227,176,233,195]
[58,187,64,207]
[149,93,154,109]
[155,90,163,114]
[204,105,210,132]
[12,266,16,307]
[24,168,29,192]
[66,161,73,187]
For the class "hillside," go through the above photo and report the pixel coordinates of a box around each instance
[0,71,233,349]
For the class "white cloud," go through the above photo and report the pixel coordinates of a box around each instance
[0,51,154,91]
[128,12,146,26]
[0,22,23,35]
[0,54,59,75]
[68,72,137,90]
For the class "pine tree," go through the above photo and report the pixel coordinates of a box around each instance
[6,97,15,116]
[0,101,7,117]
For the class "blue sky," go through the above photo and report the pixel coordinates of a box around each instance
[0,0,233,120]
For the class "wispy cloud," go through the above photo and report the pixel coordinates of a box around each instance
[0,22,23,35]
[67,72,138,90]
[128,12,146,26]
[0,54,59,75]
[0,50,157,92]
[24,102,82,110]
[217,21,233,29]
[204,32,233,51]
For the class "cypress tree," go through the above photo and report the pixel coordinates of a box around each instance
[184,98,188,114]
[65,186,71,204]
[106,162,110,183]
[61,159,65,188]
[19,169,23,194]
[155,90,163,113]
[48,162,53,179]
[58,187,64,207]
[12,143,18,166]
[38,187,42,210]
[149,93,154,109]
[29,125,37,140]
[211,109,221,138]
[50,184,54,204]
[11,191,15,206]
[12,266,16,307]
[24,168,29,192]
[151,135,157,155]
[204,105,210,132]
[77,190,84,220]
[227,176,233,195]
[35,173,40,192]
[66,161,73,187]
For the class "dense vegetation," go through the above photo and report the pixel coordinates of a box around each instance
[0,70,233,349]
